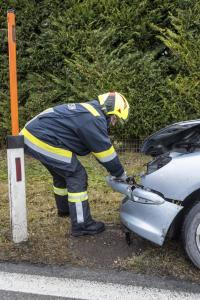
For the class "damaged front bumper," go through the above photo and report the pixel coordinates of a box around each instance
[106,177,183,246]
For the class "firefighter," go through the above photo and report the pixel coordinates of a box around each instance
[20,92,130,236]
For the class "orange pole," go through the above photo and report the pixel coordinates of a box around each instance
[7,9,19,136]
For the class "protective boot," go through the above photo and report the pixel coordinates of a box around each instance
[69,200,105,236]
[55,194,70,217]
[71,220,105,237]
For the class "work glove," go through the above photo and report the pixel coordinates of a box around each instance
[115,172,135,184]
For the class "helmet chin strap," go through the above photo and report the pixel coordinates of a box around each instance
[101,107,117,126]
[110,115,118,126]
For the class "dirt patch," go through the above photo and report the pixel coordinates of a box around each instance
[69,224,151,268]
[69,224,200,284]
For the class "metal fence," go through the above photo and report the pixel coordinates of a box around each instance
[113,139,143,153]
[87,138,145,166]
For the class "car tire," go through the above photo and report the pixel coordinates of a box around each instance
[182,201,200,269]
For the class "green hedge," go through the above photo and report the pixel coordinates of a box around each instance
[0,0,200,144]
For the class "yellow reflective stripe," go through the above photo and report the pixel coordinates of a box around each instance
[80,103,100,117]
[69,196,88,202]
[21,128,72,158]
[53,186,68,196]
[68,191,88,203]
[92,146,115,159]
[68,192,87,196]
[92,146,117,163]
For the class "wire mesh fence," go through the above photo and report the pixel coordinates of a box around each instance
[85,137,147,173]
[112,138,146,168]
[113,139,143,153]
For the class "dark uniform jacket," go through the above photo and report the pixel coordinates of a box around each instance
[21,100,124,177]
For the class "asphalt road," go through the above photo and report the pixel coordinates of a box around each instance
[0,291,78,300]
[0,262,200,299]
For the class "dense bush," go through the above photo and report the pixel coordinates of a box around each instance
[0,0,199,144]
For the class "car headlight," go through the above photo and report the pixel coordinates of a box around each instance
[133,195,164,204]
[146,153,172,174]
[132,187,165,205]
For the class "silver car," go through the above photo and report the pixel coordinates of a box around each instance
[107,119,200,269]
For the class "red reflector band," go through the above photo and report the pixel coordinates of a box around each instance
[15,157,22,182]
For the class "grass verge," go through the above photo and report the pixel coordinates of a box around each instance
[0,150,200,283]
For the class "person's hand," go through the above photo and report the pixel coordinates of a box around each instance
[115,172,135,184]
[126,175,135,185]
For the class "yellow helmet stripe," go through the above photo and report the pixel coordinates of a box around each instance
[98,92,129,120]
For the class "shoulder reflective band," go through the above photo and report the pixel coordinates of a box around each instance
[80,103,100,117]
[53,186,68,196]
[92,145,117,162]
[68,191,88,203]
[21,128,72,163]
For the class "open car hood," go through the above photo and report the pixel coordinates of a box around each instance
[141,120,200,156]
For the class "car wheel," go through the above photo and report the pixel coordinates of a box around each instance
[182,201,200,268]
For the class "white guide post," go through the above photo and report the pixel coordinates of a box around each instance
[7,10,28,243]
[7,136,28,243]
